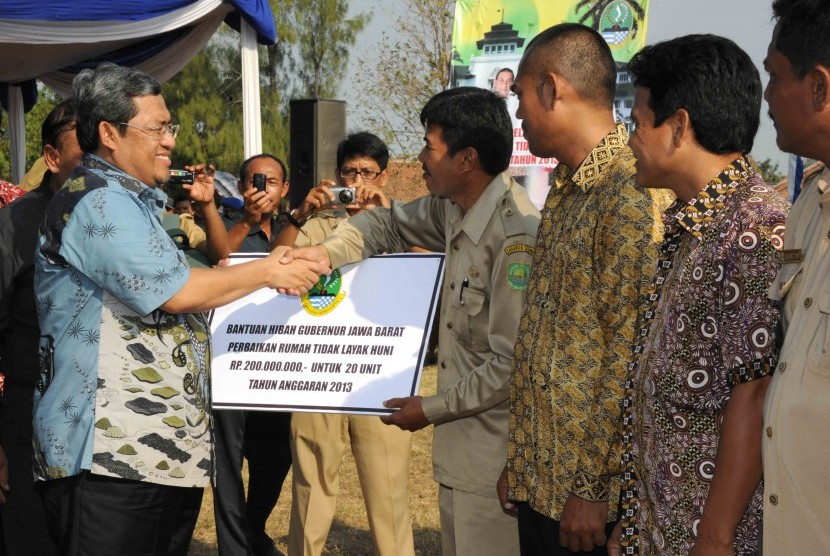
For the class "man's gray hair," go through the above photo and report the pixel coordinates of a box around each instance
[73,62,161,152]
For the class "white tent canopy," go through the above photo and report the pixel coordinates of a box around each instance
[0,0,275,182]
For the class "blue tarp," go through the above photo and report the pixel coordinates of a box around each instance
[0,0,276,44]
[0,0,276,110]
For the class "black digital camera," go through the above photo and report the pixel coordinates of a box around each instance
[168,170,195,185]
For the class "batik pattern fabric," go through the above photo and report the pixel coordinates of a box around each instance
[507,124,671,520]
[0,179,25,207]
[33,154,213,488]
[618,157,788,555]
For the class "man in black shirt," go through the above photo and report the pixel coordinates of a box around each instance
[0,99,82,556]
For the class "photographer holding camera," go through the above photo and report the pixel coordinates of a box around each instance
[272,132,390,250]
[272,133,413,556]
[213,153,296,556]
[223,154,289,253]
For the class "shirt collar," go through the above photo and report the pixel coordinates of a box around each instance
[667,156,754,240]
[457,172,511,245]
[83,153,168,215]
[816,165,830,194]
[552,123,629,193]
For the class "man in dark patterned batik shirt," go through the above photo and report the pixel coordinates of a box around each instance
[607,36,789,556]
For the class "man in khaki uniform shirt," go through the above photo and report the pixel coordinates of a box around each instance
[762,0,830,552]
[274,133,415,556]
[284,88,540,556]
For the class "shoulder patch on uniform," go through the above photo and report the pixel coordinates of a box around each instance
[507,263,530,292]
[505,244,534,256]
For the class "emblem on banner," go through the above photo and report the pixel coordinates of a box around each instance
[600,0,635,50]
[301,269,346,316]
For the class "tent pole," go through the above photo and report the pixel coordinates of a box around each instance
[241,20,262,159]
[8,86,26,183]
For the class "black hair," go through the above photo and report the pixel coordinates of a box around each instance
[522,23,616,108]
[336,132,389,170]
[238,154,288,186]
[419,87,512,176]
[628,34,761,154]
[72,62,161,152]
[772,0,830,79]
[41,99,77,151]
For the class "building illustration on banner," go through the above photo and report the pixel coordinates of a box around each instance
[450,0,646,201]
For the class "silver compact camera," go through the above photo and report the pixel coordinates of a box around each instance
[329,187,355,205]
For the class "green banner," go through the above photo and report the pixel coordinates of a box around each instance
[451,0,649,84]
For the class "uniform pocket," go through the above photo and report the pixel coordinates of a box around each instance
[770,263,802,302]
[452,289,488,350]
[808,293,830,376]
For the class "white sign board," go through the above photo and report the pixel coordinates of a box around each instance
[209,253,444,415]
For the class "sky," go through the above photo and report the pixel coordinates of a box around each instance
[343,0,787,171]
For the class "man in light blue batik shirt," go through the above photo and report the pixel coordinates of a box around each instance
[33,62,327,556]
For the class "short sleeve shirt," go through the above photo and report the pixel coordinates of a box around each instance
[33,154,213,487]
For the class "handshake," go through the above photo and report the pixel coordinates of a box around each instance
[266,245,333,296]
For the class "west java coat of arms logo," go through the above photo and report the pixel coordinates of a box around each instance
[301,269,346,316]
[600,0,635,50]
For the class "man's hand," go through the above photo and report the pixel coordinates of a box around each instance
[380,396,429,431]
[182,163,216,204]
[278,245,332,278]
[298,180,338,215]
[242,183,276,225]
[296,180,389,215]
[265,246,330,295]
[607,522,622,556]
[0,445,9,504]
[352,184,390,210]
[559,495,609,552]
[497,465,518,517]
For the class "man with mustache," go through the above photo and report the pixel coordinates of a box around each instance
[761,0,830,553]
[283,87,540,556]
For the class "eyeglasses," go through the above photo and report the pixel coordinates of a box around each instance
[116,122,180,141]
[339,168,382,181]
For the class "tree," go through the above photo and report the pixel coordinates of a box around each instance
[160,0,369,176]
[354,0,454,156]
[282,0,370,98]
[751,156,785,185]
[162,38,246,174]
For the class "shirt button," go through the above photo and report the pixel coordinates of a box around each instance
[769,494,778,505]
[778,362,786,373]
[453,245,460,251]
[450,283,456,290]
[446,322,453,329]
[504,208,514,216]
[805,297,813,308]
[766,427,773,438]
[440,361,447,369]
